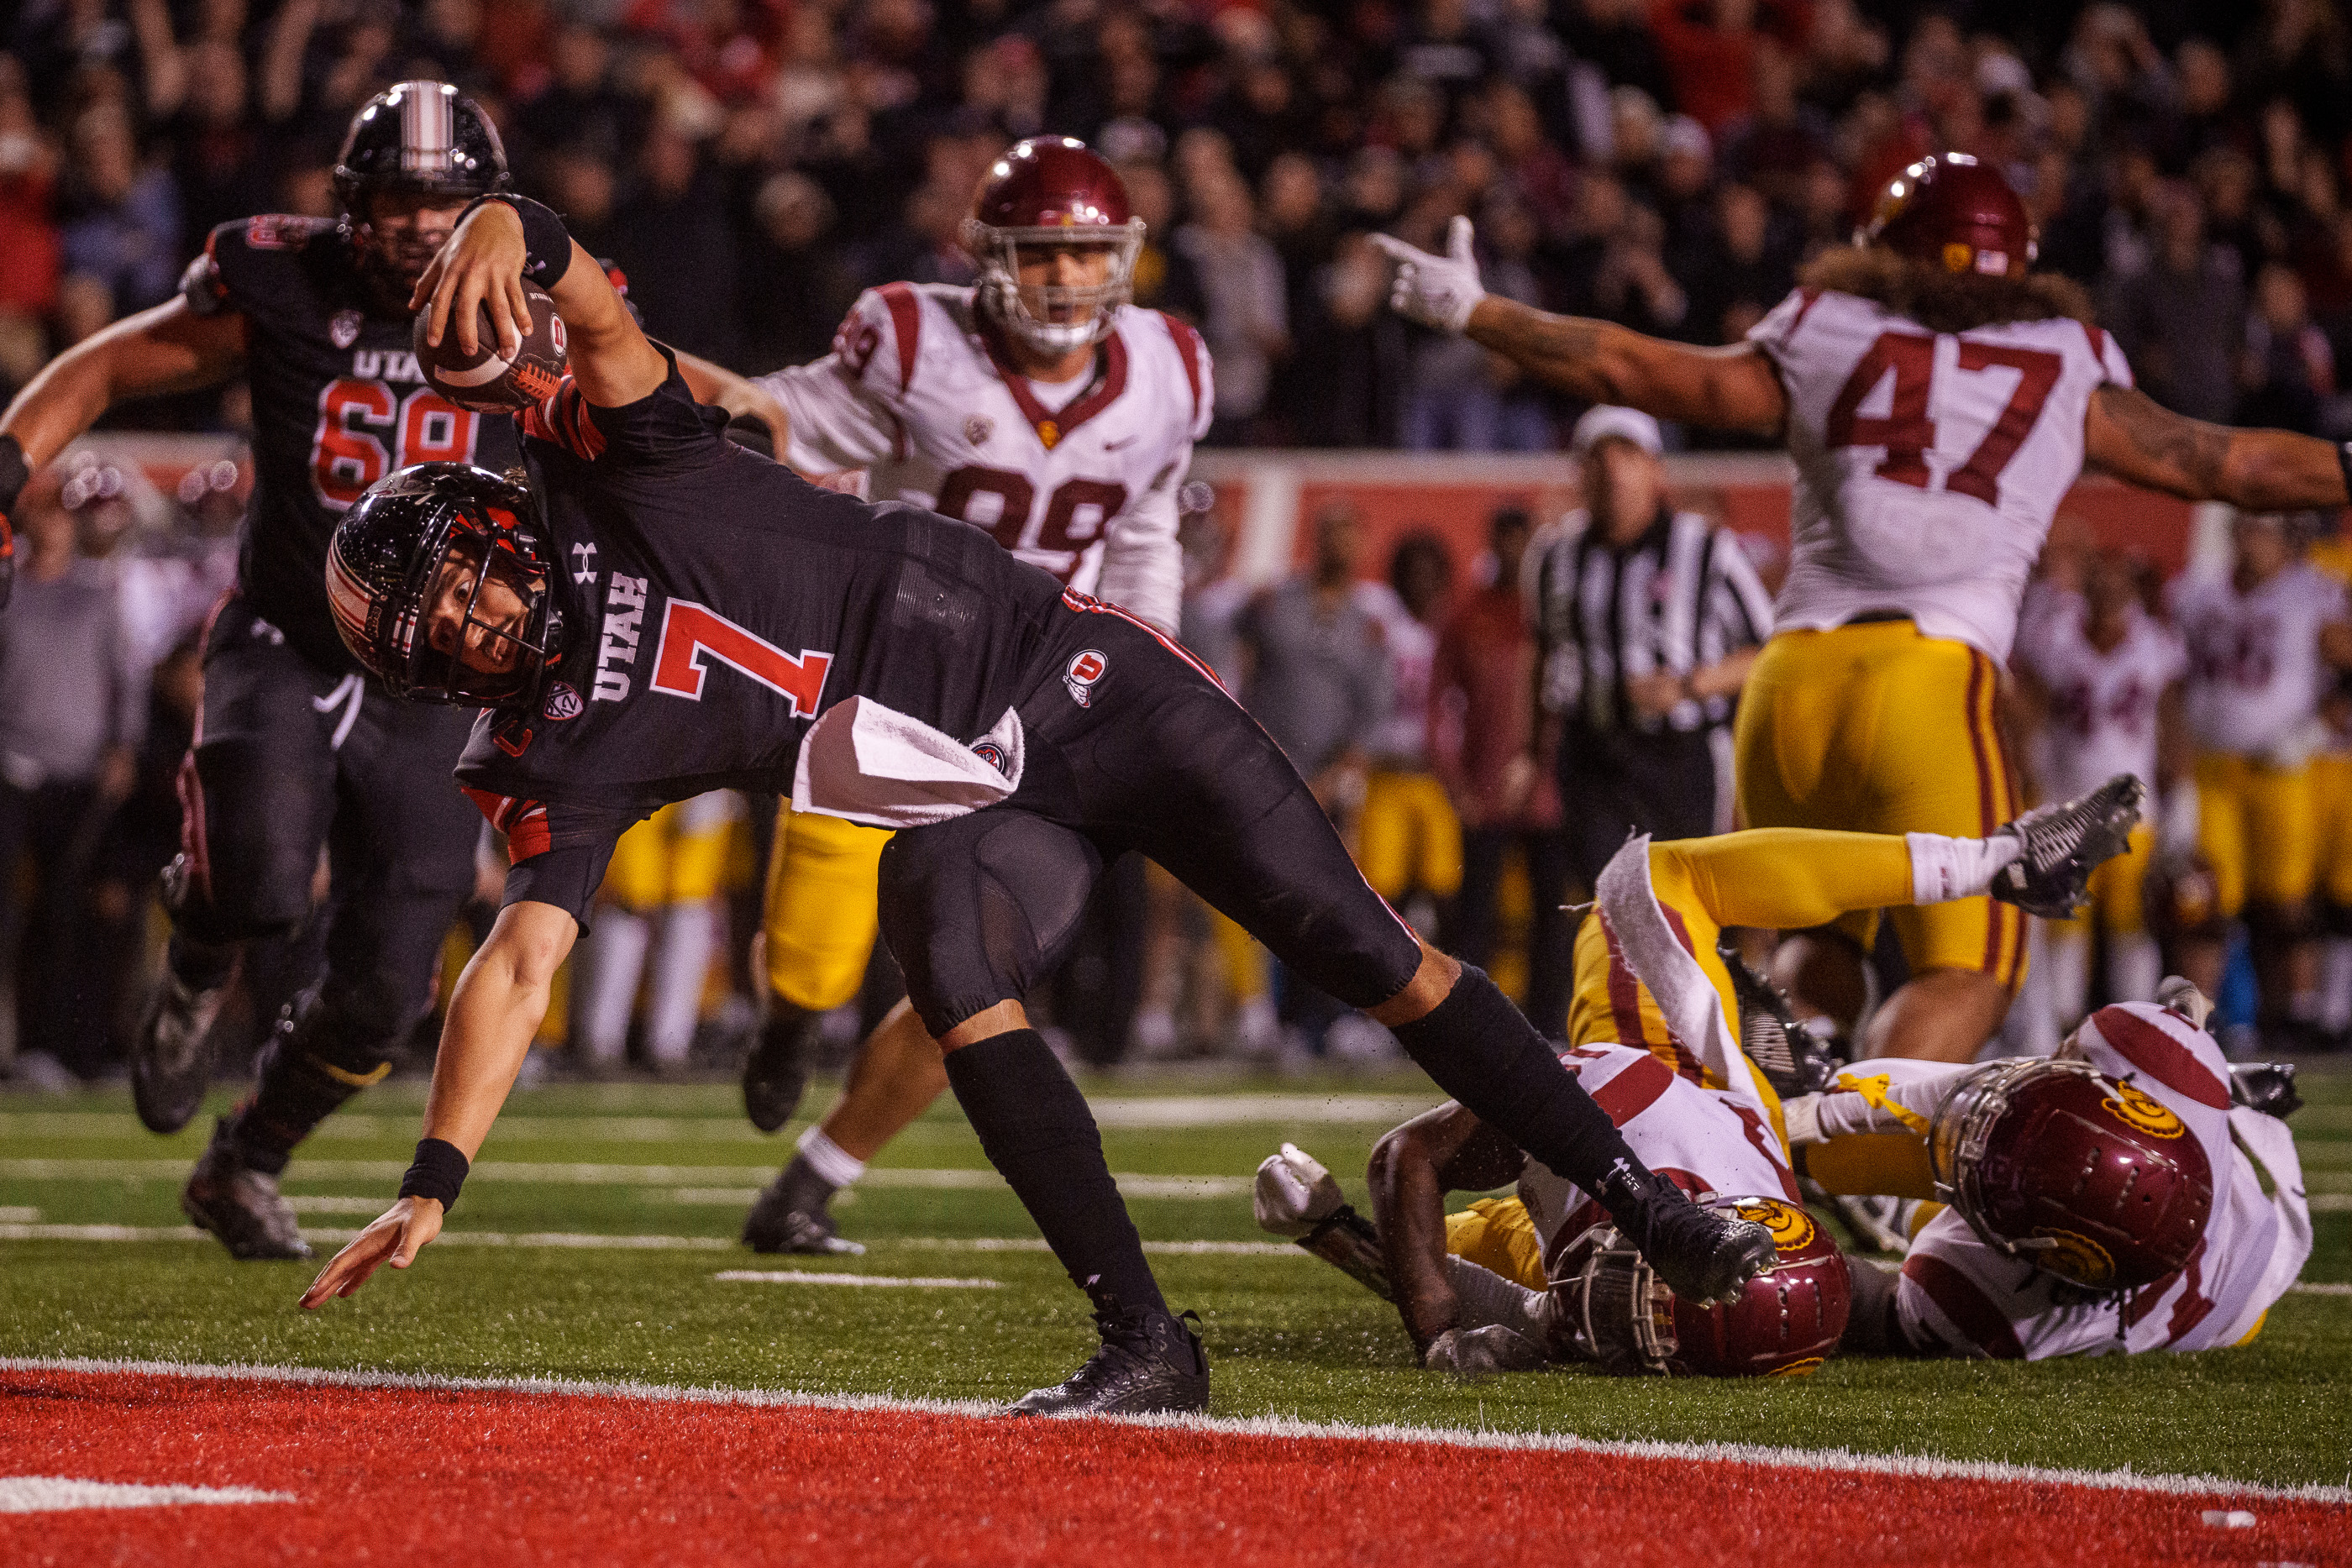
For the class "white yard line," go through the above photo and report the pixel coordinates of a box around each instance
[0,1476,295,1513]
[3,1356,2344,1508]
[712,1270,1000,1288]
[0,1223,1303,1257]
[0,1159,1251,1196]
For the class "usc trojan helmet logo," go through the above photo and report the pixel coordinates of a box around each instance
[2102,1079,2187,1140]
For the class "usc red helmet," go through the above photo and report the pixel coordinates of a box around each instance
[1929,1057,2213,1291]
[1551,1195,1850,1377]
[963,136,1144,354]
[1862,152,2036,278]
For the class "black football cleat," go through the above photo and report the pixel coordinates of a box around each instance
[743,1005,822,1134]
[1991,774,2147,920]
[181,1125,312,1261]
[1007,1296,1209,1418]
[1603,1167,1777,1306]
[131,970,228,1135]
[741,1171,865,1256]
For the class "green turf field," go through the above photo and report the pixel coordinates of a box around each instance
[3,1062,2347,1490]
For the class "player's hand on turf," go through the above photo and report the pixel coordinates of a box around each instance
[1422,1325,1546,1381]
[298,1196,444,1308]
[411,200,532,360]
[1370,216,1486,333]
[1253,1142,1344,1237]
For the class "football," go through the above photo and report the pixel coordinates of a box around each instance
[412,282,567,411]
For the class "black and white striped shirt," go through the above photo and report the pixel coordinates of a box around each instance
[1528,507,1776,735]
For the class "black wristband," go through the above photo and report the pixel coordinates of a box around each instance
[2338,441,2352,507]
[0,433,27,517]
[459,193,573,290]
[398,1137,470,1211]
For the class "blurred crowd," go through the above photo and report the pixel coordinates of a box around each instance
[18,0,2352,1082]
[14,1,2352,446]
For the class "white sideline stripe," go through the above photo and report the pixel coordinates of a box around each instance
[2310,1193,2352,1212]
[0,1159,1251,1196]
[4,1357,2344,1508]
[0,1224,1305,1258]
[2292,1282,2352,1296]
[0,1206,37,1222]
[0,1476,294,1513]
[713,1270,999,1289]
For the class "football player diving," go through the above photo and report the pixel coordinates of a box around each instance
[0,81,780,1261]
[297,190,1781,1416]
[1256,806,2141,1377]
[1375,154,2352,1068]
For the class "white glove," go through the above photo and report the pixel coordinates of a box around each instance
[1253,1141,1343,1238]
[1423,1324,1547,1381]
[1370,215,1487,333]
[1781,1093,1824,1147]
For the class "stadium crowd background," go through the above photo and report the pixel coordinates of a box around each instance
[5,0,2352,1083]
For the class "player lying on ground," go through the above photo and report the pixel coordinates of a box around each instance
[733,138,1210,1259]
[1376,154,2352,1067]
[1779,986,2311,1361]
[294,192,1784,1417]
[1256,805,2140,1374]
[0,81,783,1263]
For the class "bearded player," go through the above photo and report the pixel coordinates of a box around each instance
[1376,154,2352,1065]
[734,137,1210,1255]
[295,189,1780,1414]
[1255,799,2139,1376]
[0,82,775,1260]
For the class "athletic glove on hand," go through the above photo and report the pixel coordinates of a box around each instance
[1422,1324,1546,1381]
[1253,1141,1343,1237]
[1370,216,1486,333]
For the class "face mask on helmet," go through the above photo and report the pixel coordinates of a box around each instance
[1929,1057,2215,1291]
[969,228,1145,354]
[328,464,564,709]
[1550,1194,1850,1377]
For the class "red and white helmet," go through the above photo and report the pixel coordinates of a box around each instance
[1929,1055,2213,1291]
[1861,151,2037,278]
[1550,1194,1850,1377]
[962,136,1144,354]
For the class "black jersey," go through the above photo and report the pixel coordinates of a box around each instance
[456,354,1067,915]
[184,215,524,673]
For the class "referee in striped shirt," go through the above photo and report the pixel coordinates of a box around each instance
[1528,406,1776,888]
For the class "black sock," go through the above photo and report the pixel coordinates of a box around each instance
[1389,965,1654,1211]
[776,1151,837,1213]
[942,1028,1166,1315]
[166,931,237,994]
[225,999,384,1175]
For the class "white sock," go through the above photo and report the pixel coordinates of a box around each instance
[2044,926,2091,1033]
[644,901,717,1065]
[796,1124,866,1188]
[1907,832,2024,905]
[575,907,651,1062]
[2108,932,2163,1006]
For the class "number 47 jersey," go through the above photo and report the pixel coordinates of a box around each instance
[756,283,1213,632]
[1748,286,2135,663]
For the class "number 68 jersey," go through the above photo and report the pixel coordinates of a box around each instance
[756,283,1213,633]
[1747,286,2135,663]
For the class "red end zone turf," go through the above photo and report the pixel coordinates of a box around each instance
[3,1368,2344,1567]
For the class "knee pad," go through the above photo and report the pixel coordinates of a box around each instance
[879,815,1101,1037]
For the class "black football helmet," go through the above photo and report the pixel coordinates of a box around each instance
[327,463,565,708]
[333,80,510,211]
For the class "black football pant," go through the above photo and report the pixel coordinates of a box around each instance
[1556,720,1719,890]
[882,599,1654,1318]
[172,598,479,1170]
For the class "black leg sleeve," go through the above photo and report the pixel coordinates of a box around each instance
[942,1029,1166,1314]
[1389,965,1651,1209]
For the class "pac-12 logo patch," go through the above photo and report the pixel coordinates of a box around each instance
[1064,648,1107,707]
[972,739,1010,775]
[330,309,364,349]
[543,681,584,721]
[964,413,995,447]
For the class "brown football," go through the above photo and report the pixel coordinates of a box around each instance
[412,282,568,411]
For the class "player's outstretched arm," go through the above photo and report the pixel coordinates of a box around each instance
[298,899,576,1308]
[2085,384,2352,510]
[1372,218,1787,436]
[674,351,790,451]
[412,200,667,411]
[1366,1104,1528,1355]
[1,299,248,472]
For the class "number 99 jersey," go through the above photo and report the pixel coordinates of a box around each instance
[755,282,1213,633]
[1747,286,2134,663]
[182,215,522,674]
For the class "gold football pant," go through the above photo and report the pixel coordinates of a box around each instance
[761,805,892,1012]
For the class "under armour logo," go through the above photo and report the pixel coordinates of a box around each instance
[571,542,599,585]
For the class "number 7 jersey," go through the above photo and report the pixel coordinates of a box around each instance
[1747,286,2135,662]
[755,283,1212,632]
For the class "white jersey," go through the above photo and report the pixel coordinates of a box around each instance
[2172,564,2349,758]
[1894,1004,2309,1361]
[1516,1043,1798,1271]
[2012,599,2185,800]
[757,282,1213,632]
[1747,287,2134,661]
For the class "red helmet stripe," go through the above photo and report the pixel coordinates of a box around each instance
[2085,1004,2230,1109]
